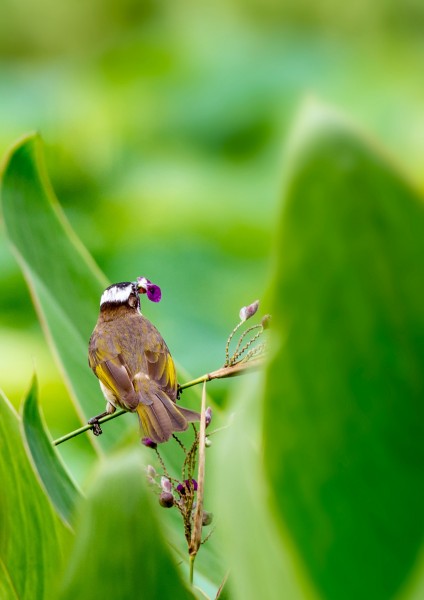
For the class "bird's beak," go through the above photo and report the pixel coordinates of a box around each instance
[135,277,162,303]
[135,277,149,294]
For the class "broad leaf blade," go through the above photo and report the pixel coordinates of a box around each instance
[60,448,194,599]
[0,386,70,599]
[0,134,128,450]
[264,104,424,599]
[211,374,306,600]
[21,375,81,528]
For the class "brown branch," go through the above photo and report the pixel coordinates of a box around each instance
[189,381,207,561]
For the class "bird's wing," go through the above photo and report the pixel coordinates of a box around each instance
[143,348,177,400]
[89,347,139,410]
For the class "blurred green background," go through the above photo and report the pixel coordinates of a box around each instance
[1,0,423,441]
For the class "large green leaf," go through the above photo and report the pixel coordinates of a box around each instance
[211,373,306,600]
[0,134,129,451]
[21,375,81,528]
[60,448,194,599]
[264,103,424,599]
[0,134,220,595]
[0,385,70,599]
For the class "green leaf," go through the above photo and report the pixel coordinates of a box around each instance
[211,373,306,600]
[0,133,129,450]
[21,375,81,528]
[60,448,194,599]
[0,385,70,600]
[0,135,220,597]
[264,103,424,599]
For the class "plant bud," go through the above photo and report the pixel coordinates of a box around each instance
[161,477,172,493]
[261,314,271,329]
[205,437,212,447]
[141,437,157,449]
[202,511,213,526]
[205,406,212,428]
[159,492,174,508]
[146,465,156,478]
[177,479,198,495]
[239,300,259,322]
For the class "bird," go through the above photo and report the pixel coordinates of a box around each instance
[88,278,199,444]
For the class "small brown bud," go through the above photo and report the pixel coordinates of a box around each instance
[261,314,271,329]
[159,492,174,508]
[205,406,212,428]
[202,511,213,526]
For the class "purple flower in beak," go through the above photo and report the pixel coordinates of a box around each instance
[146,284,161,302]
[137,277,162,303]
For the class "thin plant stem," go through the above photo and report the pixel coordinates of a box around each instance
[188,381,207,580]
[231,327,263,364]
[172,434,186,453]
[232,323,262,361]
[179,357,263,391]
[154,448,172,482]
[242,343,265,362]
[53,408,126,445]
[225,320,243,365]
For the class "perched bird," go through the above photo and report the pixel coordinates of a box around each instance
[88,278,199,443]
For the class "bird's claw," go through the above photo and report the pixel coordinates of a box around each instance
[88,417,103,436]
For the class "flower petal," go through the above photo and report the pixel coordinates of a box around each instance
[146,284,162,303]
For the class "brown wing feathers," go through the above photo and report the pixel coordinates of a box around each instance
[90,308,199,443]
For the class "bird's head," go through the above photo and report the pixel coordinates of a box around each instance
[100,281,140,311]
[99,277,162,312]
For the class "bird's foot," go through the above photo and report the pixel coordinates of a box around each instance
[88,417,103,436]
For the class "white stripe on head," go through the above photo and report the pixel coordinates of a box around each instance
[100,283,134,306]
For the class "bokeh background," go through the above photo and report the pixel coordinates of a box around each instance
[1,0,423,441]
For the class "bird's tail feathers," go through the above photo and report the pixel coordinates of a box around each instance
[136,389,199,444]
[177,406,200,423]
